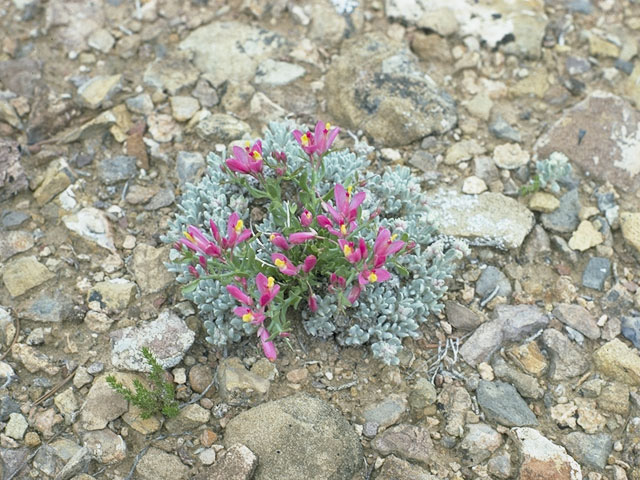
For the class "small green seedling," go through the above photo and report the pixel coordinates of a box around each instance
[106,347,179,419]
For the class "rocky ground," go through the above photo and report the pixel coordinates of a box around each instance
[1,0,640,479]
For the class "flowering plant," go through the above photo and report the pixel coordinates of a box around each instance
[164,121,467,365]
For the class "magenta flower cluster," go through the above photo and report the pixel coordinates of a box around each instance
[173,121,407,362]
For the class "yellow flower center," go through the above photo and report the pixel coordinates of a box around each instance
[269,233,276,241]
[368,272,378,282]
[343,244,353,256]
[245,141,251,148]
[347,185,353,197]
[325,122,331,130]
[275,258,286,269]
[301,133,309,146]
[234,219,244,233]
[183,232,194,242]
[242,312,254,322]
[267,276,275,289]
[340,224,347,235]
[390,234,398,241]
[251,151,262,160]
[304,211,312,219]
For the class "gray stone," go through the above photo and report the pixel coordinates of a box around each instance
[144,187,175,211]
[542,329,590,380]
[489,115,521,142]
[170,96,199,122]
[534,91,640,192]
[438,384,472,437]
[0,396,20,422]
[82,429,126,464]
[362,394,407,431]
[254,59,305,86]
[135,447,189,480]
[3,256,54,298]
[409,378,437,411]
[180,22,286,86]
[541,189,581,234]
[143,53,200,95]
[130,244,174,293]
[476,266,512,299]
[176,151,205,186]
[491,356,543,400]
[20,291,74,323]
[444,301,483,331]
[553,303,600,340]
[376,455,438,480]
[223,393,363,480]
[34,445,63,477]
[564,432,612,470]
[622,316,640,349]
[87,29,115,53]
[459,423,503,464]
[54,447,91,480]
[372,424,434,466]
[582,257,611,291]
[487,452,512,479]
[476,381,538,427]
[110,310,195,372]
[1,210,29,229]
[80,375,128,430]
[0,58,41,97]
[0,230,34,261]
[126,93,154,115]
[62,207,116,253]
[426,190,534,249]
[207,444,257,480]
[5,413,28,440]
[164,404,210,433]
[326,33,457,147]
[194,113,251,142]
[191,78,218,108]
[460,319,504,367]
[99,156,137,185]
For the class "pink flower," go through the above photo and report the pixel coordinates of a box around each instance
[209,219,222,244]
[179,226,221,257]
[269,232,290,250]
[226,284,253,306]
[223,212,251,249]
[288,231,315,244]
[225,141,263,174]
[233,306,265,324]
[316,214,354,238]
[292,121,340,157]
[347,285,361,304]
[256,273,280,307]
[329,273,346,290]
[338,238,367,264]
[308,293,318,312]
[373,228,405,267]
[258,327,277,362]
[300,209,313,227]
[332,184,365,225]
[272,253,298,276]
[188,265,199,278]
[358,268,391,286]
[302,255,317,273]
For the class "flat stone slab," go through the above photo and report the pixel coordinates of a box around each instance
[426,190,534,249]
[534,91,640,193]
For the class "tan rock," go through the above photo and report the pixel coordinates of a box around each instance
[3,256,54,298]
[588,33,620,58]
[506,342,547,377]
[620,212,640,254]
[33,159,73,206]
[568,220,604,252]
[528,192,559,213]
[593,338,640,385]
[444,139,485,165]
[511,69,549,98]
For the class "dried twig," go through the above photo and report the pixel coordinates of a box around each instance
[33,366,77,406]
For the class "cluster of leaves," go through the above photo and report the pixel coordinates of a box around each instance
[106,347,179,419]
[163,121,467,365]
[520,151,573,196]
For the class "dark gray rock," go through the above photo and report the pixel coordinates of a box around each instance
[0,396,20,422]
[326,33,457,147]
[176,151,205,186]
[563,432,612,470]
[542,328,590,380]
[622,316,640,349]
[459,423,503,464]
[372,424,434,466]
[541,189,581,233]
[99,156,137,185]
[144,187,175,211]
[582,257,611,291]
[476,381,538,427]
[19,290,74,323]
[1,210,29,230]
[223,393,363,480]
[476,266,512,299]
[362,394,407,430]
[566,56,591,75]
[496,304,549,342]
[491,356,543,399]
[489,115,522,142]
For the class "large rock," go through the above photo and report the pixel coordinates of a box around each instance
[512,428,581,480]
[534,91,640,192]
[3,256,54,298]
[130,244,174,294]
[477,381,538,427]
[80,375,128,431]
[593,338,640,385]
[143,53,200,95]
[135,447,189,480]
[62,207,116,253]
[385,0,547,59]
[0,231,34,262]
[110,310,195,372]
[426,190,534,249]
[326,33,457,147]
[223,393,363,480]
[179,22,286,86]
